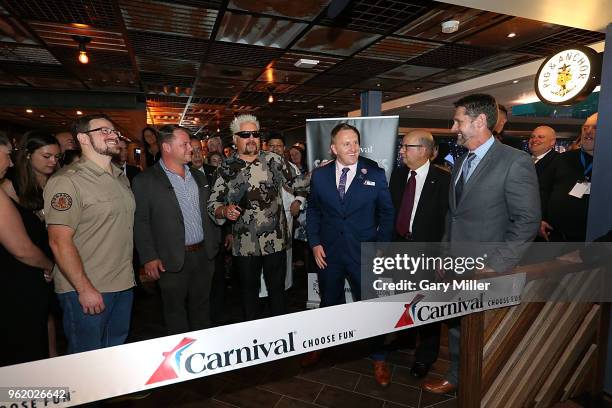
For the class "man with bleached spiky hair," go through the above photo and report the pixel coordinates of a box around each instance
[208,114,307,321]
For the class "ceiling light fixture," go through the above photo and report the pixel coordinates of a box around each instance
[294,58,319,69]
[512,80,519,84]
[267,86,275,104]
[73,35,91,64]
[76,110,83,115]
[26,108,33,113]
[441,20,459,34]
[507,32,517,38]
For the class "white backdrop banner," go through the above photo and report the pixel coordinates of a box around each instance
[305,116,399,180]
[0,274,525,407]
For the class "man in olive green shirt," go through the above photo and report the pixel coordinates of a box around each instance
[44,113,135,354]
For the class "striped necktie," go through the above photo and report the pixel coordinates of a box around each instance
[338,167,349,200]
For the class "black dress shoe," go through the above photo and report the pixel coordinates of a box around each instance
[410,361,429,378]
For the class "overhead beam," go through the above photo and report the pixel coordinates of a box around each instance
[0,89,146,110]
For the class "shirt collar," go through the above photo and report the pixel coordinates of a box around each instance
[335,160,358,175]
[535,149,553,160]
[471,135,495,159]
[410,159,430,177]
[80,156,122,178]
[160,158,191,177]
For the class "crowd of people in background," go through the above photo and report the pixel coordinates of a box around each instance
[0,96,600,394]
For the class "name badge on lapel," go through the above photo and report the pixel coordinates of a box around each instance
[364,180,376,186]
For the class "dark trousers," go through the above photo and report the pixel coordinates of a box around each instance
[394,322,441,366]
[317,259,361,307]
[234,251,287,321]
[317,256,387,361]
[210,248,228,325]
[158,248,214,335]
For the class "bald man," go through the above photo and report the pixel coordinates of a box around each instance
[539,113,597,242]
[388,130,450,378]
[529,125,558,178]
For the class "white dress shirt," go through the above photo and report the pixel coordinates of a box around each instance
[534,149,553,163]
[407,160,430,232]
[335,161,358,191]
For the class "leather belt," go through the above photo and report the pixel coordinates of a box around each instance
[185,241,204,252]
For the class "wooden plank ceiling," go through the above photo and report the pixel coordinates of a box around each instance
[0,0,605,139]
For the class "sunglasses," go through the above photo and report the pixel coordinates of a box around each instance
[235,131,261,139]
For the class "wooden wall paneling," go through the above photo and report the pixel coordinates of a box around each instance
[458,311,484,408]
[562,344,598,401]
[534,305,600,407]
[482,274,575,407]
[484,308,508,343]
[503,270,598,407]
[594,301,610,395]
[483,279,541,361]
[482,302,544,394]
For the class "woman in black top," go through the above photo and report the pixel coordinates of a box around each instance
[142,126,160,167]
[0,132,55,366]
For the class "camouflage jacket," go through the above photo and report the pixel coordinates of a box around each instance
[207,151,309,256]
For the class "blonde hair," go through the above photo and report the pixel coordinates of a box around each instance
[230,114,259,135]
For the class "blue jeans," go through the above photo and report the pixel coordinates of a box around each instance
[58,289,133,354]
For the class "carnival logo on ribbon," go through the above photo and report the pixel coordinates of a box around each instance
[394,294,425,328]
[146,337,197,385]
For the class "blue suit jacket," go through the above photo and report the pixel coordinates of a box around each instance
[306,157,394,265]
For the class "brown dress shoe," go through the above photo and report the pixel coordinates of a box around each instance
[423,378,456,394]
[373,361,391,388]
[301,351,322,368]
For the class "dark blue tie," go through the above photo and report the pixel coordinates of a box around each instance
[338,167,349,200]
[455,152,476,203]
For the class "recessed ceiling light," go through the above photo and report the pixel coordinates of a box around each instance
[294,58,319,69]
[441,20,459,34]
[376,83,381,87]
[507,33,517,38]
[406,105,411,109]
[317,104,324,109]
[26,109,33,113]
[40,114,45,118]
[512,80,519,84]
[76,110,83,115]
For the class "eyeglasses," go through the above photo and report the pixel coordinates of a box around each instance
[399,144,423,150]
[235,131,261,139]
[85,127,122,138]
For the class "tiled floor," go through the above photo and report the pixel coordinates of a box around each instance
[103,265,457,408]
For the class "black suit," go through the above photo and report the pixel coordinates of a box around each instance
[389,163,450,366]
[390,164,450,242]
[539,149,591,242]
[533,150,558,244]
[534,150,558,180]
[132,163,221,333]
[125,164,140,184]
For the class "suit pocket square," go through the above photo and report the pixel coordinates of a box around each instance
[364,180,376,186]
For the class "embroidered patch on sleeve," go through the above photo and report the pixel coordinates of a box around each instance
[51,193,73,211]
